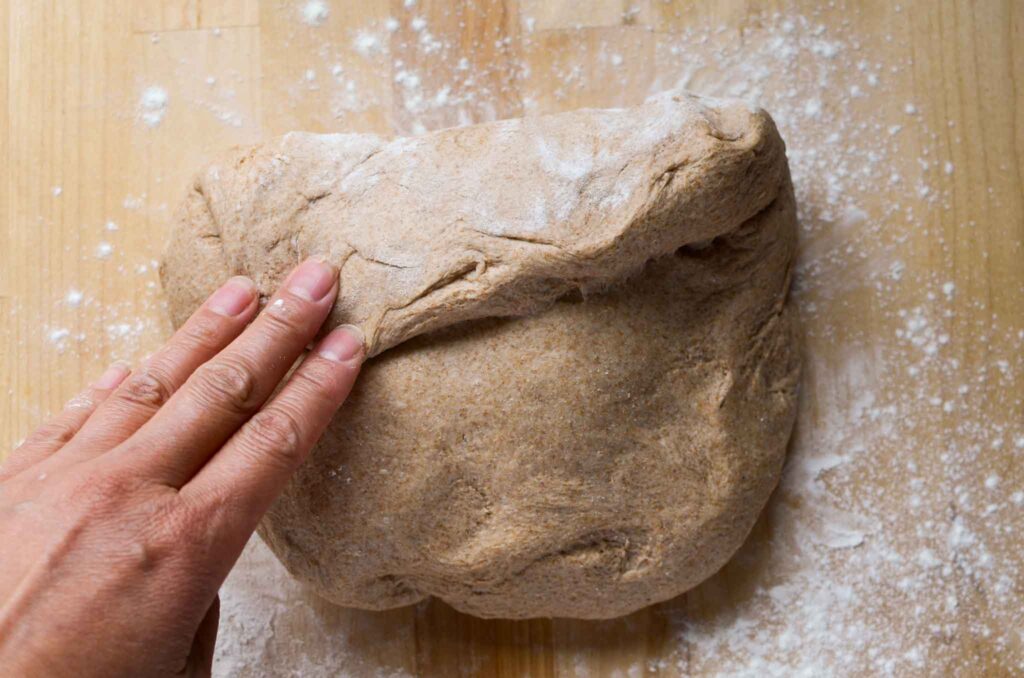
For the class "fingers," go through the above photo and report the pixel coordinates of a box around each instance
[183,325,363,539]
[0,364,130,481]
[55,277,259,462]
[114,257,340,487]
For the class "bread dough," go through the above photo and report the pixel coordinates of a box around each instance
[160,92,800,619]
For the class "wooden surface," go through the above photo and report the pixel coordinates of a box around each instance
[2,1,1023,676]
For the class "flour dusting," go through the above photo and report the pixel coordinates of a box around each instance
[300,0,329,27]
[139,86,169,127]
[217,9,1022,676]
[22,5,1020,677]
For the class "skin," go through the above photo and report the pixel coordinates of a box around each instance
[0,257,365,677]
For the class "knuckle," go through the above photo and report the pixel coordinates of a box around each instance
[287,367,338,407]
[69,469,142,510]
[177,485,237,538]
[261,296,312,336]
[118,369,175,411]
[144,501,208,559]
[30,419,79,447]
[193,358,260,415]
[180,312,225,351]
[244,408,306,470]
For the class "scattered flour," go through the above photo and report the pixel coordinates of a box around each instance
[24,6,1019,677]
[65,289,84,307]
[352,30,383,58]
[47,328,70,344]
[300,0,329,27]
[215,9,1022,677]
[138,86,169,127]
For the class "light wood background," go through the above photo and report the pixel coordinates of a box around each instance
[2,1,1022,676]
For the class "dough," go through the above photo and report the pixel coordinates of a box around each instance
[160,92,800,619]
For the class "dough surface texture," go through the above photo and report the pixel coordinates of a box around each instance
[160,92,800,619]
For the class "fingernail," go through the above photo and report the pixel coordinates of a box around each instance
[209,276,256,316]
[94,361,131,390]
[317,325,365,363]
[287,257,337,302]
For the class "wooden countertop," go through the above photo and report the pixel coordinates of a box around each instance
[2,1,1022,675]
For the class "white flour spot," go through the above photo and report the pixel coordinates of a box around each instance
[300,0,329,26]
[353,30,382,58]
[139,86,169,127]
[65,289,84,307]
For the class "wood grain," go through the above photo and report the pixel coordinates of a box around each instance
[1,1,1021,675]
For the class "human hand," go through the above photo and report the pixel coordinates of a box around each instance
[0,257,364,677]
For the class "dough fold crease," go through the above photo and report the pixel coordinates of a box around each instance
[162,92,786,357]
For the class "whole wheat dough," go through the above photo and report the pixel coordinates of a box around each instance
[160,92,800,619]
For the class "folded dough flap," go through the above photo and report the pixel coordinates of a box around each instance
[161,91,789,356]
